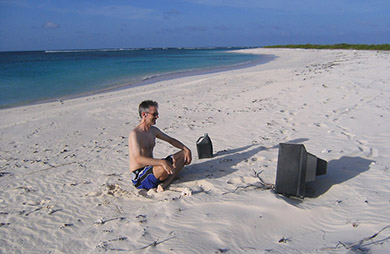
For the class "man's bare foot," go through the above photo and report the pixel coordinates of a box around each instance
[157,184,164,193]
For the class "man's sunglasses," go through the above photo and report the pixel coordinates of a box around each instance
[147,112,159,117]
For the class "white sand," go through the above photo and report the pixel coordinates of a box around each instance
[1,48,390,253]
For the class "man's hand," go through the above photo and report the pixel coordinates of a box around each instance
[183,147,192,165]
[160,159,174,174]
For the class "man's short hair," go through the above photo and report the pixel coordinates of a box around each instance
[139,100,158,118]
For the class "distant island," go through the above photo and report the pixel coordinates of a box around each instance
[264,44,390,51]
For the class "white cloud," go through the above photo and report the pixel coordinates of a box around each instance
[43,21,60,29]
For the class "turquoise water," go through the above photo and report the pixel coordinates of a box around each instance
[0,48,261,108]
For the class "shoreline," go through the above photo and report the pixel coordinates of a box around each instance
[1,48,389,253]
[0,48,270,110]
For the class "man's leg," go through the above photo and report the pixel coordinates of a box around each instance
[153,150,186,192]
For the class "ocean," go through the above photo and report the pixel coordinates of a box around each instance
[0,48,262,108]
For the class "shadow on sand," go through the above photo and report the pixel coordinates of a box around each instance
[178,138,309,184]
[178,144,265,183]
[185,137,374,204]
[277,155,375,205]
[304,156,375,198]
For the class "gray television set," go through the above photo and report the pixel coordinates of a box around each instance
[275,143,327,198]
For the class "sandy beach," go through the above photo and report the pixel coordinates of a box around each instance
[1,48,389,253]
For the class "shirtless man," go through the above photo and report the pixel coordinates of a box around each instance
[129,100,192,192]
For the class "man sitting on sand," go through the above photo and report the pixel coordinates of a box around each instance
[129,100,192,192]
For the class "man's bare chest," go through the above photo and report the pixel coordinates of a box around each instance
[139,131,156,151]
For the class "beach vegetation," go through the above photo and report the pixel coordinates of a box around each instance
[264,44,390,51]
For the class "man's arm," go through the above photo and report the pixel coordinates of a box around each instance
[129,130,174,174]
[152,127,192,165]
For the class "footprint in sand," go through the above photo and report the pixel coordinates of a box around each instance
[355,140,379,158]
[337,126,356,140]
[341,130,355,140]
[312,122,329,128]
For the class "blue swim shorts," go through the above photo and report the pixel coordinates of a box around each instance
[132,166,161,189]
[131,155,173,189]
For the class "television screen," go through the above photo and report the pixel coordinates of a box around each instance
[275,143,327,197]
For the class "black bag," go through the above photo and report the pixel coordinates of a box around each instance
[196,133,213,159]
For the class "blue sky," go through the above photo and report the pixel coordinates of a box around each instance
[0,0,389,51]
